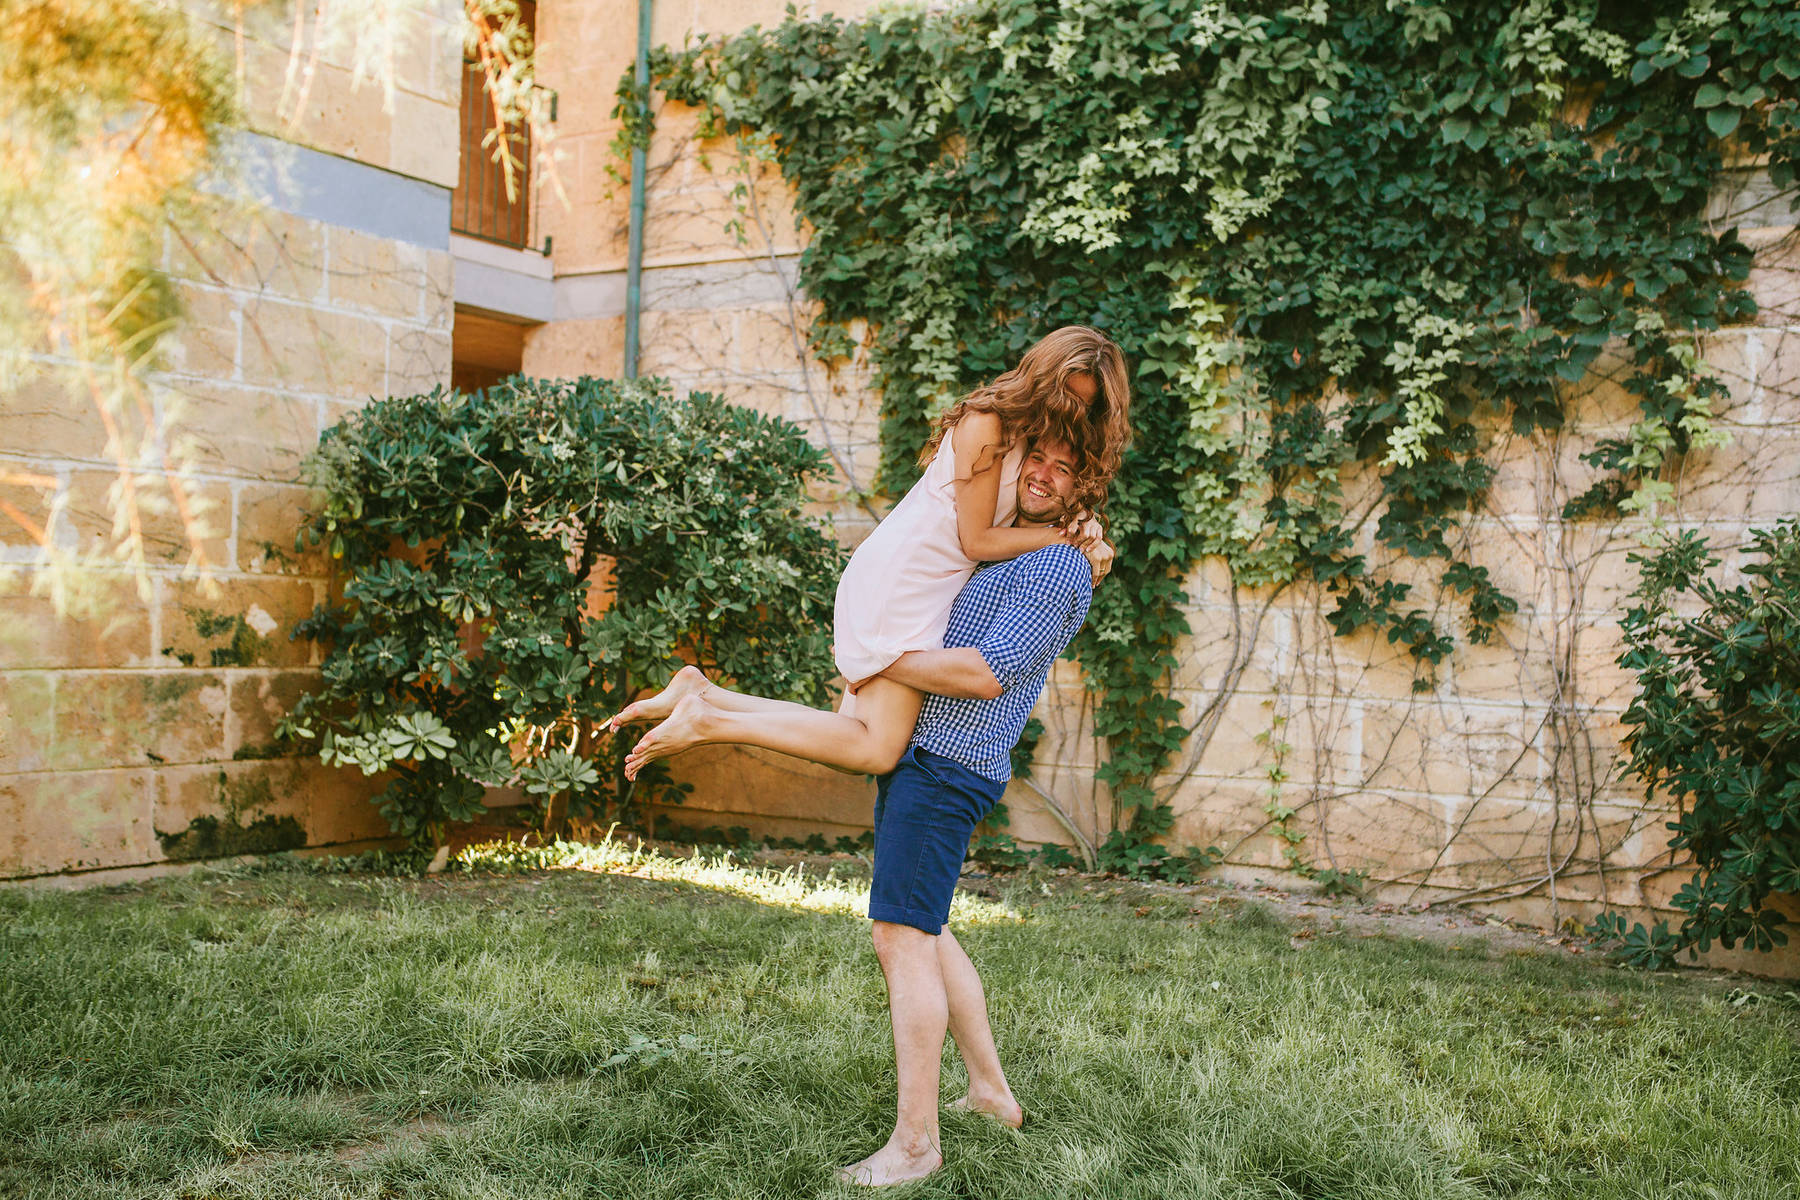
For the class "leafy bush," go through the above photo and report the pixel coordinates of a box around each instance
[1614,519,1800,957]
[280,377,844,848]
[1585,911,1681,971]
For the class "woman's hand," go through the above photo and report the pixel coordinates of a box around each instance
[1064,516,1114,586]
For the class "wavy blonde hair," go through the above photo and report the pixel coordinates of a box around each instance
[918,325,1133,524]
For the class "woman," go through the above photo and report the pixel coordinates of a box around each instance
[607,325,1131,777]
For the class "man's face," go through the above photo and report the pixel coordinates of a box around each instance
[1016,439,1080,524]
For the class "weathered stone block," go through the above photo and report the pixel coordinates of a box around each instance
[1293,621,1433,702]
[387,326,453,396]
[1164,776,1285,869]
[296,758,391,846]
[520,317,626,379]
[998,778,1089,851]
[664,743,874,826]
[50,671,227,771]
[154,760,308,861]
[289,64,397,175]
[393,7,463,104]
[327,227,428,319]
[1475,521,1640,619]
[1745,258,1800,328]
[239,298,388,398]
[236,483,327,575]
[226,669,316,760]
[736,308,813,374]
[0,768,158,876]
[166,205,327,302]
[638,308,734,377]
[1568,620,1637,712]
[162,380,316,481]
[387,89,460,189]
[423,250,455,330]
[62,468,231,568]
[157,575,320,670]
[167,282,242,378]
[0,372,113,461]
[0,673,55,772]
[1174,690,1289,780]
[1478,430,1605,520]
[1676,429,1800,522]
[1753,326,1800,426]
[0,571,153,670]
[1309,789,1449,880]
[1026,683,1103,772]
[1359,700,1532,804]
[1172,605,1289,695]
[1443,619,1561,706]
[1436,794,1643,891]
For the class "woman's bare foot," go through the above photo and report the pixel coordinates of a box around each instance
[946,1089,1024,1129]
[603,664,710,733]
[623,693,717,780]
[832,1133,942,1187]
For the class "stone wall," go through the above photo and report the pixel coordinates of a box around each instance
[0,0,462,880]
[530,1,1800,972]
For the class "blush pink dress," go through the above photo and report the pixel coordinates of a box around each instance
[833,435,1026,686]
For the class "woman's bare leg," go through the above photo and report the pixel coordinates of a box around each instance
[622,675,924,779]
[606,664,838,729]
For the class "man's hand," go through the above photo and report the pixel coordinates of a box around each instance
[1065,517,1114,586]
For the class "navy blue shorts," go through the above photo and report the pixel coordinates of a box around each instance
[869,745,1008,935]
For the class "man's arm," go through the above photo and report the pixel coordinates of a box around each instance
[968,546,1092,694]
[882,647,1003,700]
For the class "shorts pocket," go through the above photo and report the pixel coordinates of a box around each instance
[908,746,947,787]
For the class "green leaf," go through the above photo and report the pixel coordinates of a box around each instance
[1707,107,1742,139]
[1694,82,1726,108]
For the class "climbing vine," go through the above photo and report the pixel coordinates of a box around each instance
[619,0,1800,865]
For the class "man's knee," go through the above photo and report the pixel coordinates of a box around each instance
[870,919,936,961]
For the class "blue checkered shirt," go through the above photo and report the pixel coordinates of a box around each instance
[910,543,1093,781]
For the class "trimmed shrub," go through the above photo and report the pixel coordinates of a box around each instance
[280,376,844,848]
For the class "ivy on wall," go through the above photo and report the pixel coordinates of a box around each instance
[619,0,1800,858]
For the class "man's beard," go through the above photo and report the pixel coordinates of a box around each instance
[1016,495,1068,526]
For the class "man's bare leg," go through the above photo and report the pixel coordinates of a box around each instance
[936,929,1024,1127]
[836,921,947,1186]
[621,677,922,780]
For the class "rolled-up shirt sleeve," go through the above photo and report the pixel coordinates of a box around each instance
[972,545,1092,693]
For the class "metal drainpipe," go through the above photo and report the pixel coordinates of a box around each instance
[623,0,651,378]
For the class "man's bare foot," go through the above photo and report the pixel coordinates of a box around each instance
[623,693,716,780]
[603,664,710,733]
[946,1090,1024,1129]
[832,1133,942,1187]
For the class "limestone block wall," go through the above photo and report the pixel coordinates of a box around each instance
[541,1,1800,970]
[0,0,462,881]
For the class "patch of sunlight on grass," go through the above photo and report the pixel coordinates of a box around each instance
[450,835,1025,926]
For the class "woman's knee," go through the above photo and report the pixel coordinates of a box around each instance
[865,741,908,776]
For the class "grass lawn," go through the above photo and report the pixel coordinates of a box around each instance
[3,838,1798,1200]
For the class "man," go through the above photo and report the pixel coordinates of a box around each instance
[833,436,1098,1186]
[608,437,1105,1187]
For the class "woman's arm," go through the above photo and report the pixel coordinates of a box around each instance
[1069,517,1115,585]
[951,412,1070,561]
[882,647,1003,699]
